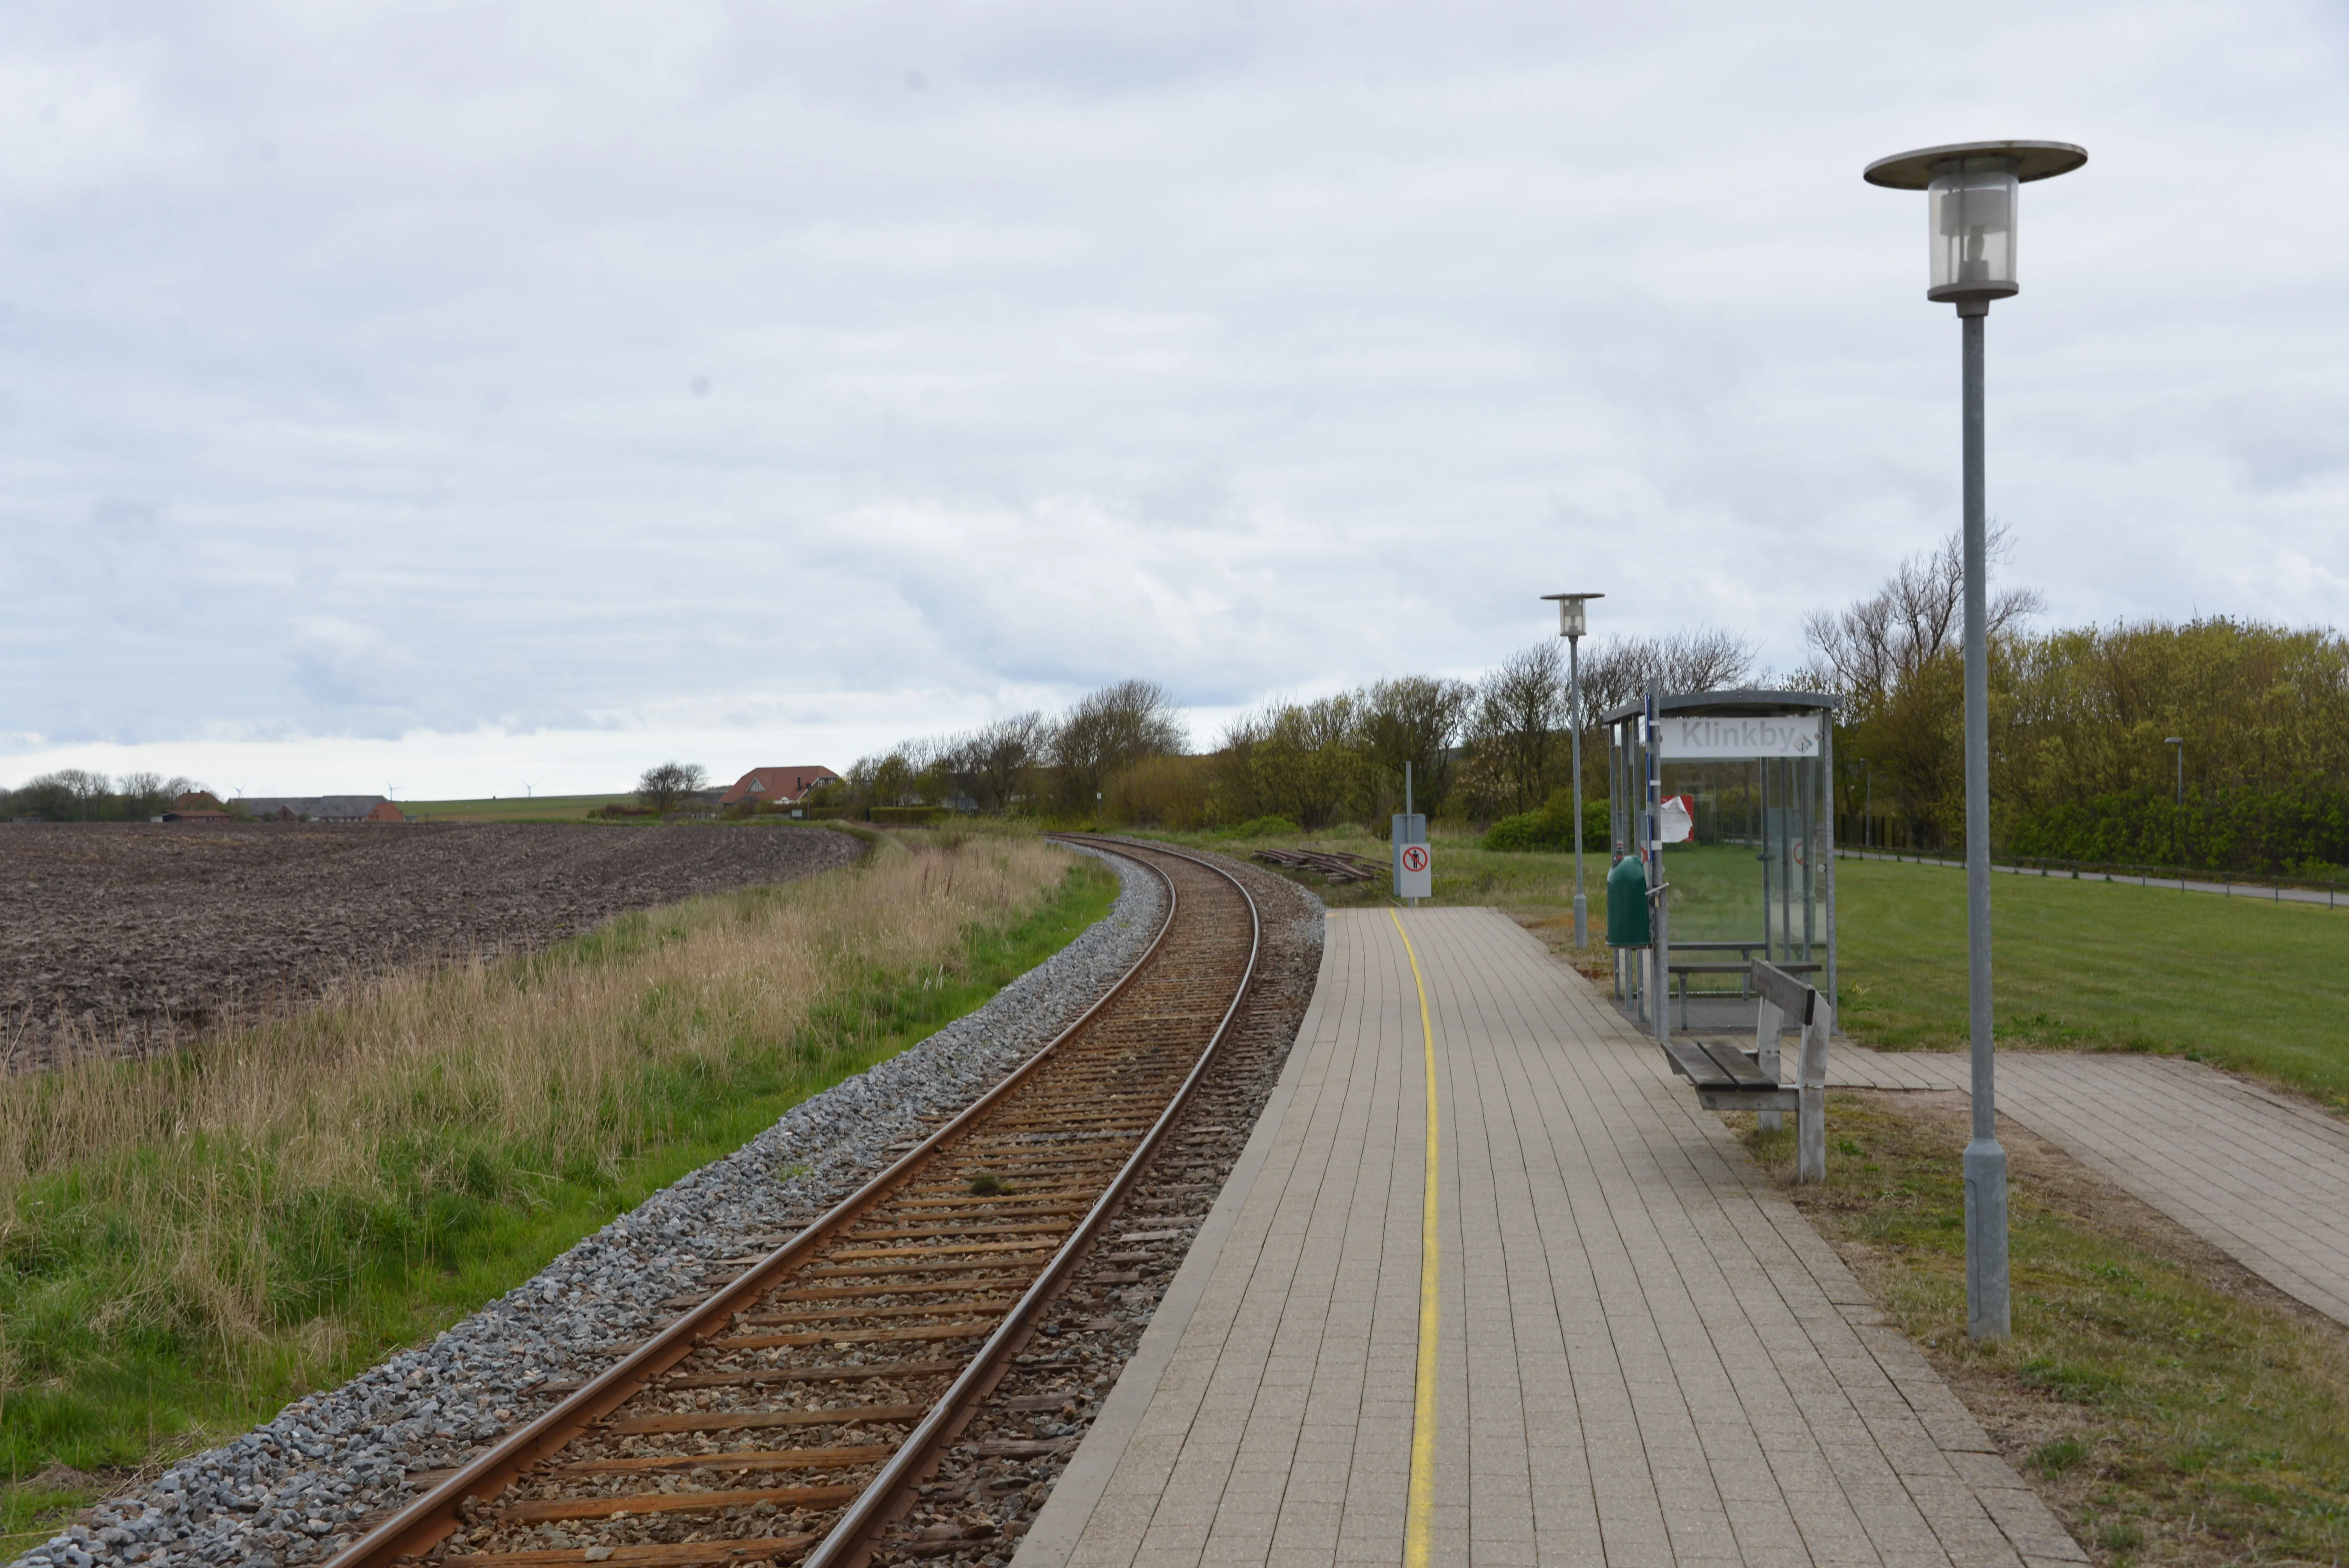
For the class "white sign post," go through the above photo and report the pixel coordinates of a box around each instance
[1396,841,1432,900]
[1392,761,1431,904]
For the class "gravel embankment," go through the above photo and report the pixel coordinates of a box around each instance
[11,846,1164,1568]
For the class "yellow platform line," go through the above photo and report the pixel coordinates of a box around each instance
[1391,908,1440,1568]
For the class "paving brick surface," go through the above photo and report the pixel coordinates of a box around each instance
[1833,1045,2349,1325]
[1015,909,2079,1568]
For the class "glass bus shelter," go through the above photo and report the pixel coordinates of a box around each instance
[1604,690,1839,1036]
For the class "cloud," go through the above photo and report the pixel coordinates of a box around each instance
[0,0,2344,793]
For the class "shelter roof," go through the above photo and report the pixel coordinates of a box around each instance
[1598,688,1839,725]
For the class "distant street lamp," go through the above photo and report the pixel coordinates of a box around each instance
[1542,592,1604,947]
[2166,738,2185,805]
[1866,138,2086,1342]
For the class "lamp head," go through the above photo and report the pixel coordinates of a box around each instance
[1864,140,2085,307]
[1540,591,1603,640]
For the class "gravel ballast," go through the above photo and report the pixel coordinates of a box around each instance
[9,846,1166,1568]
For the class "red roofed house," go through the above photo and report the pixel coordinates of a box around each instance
[721,766,842,807]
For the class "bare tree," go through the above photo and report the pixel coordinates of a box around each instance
[118,772,200,818]
[1466,642,1570,815]
[1051,679,1187,811]
[1577,628,1762,720]
[965,712,1050,811]
[635,761,709,813]
[1804,526,2044,713]
[1359,675,1475,816]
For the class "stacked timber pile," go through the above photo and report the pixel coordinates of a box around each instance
[1249,846,1380,884]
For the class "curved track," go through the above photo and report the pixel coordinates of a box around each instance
[326,837,1259,1568]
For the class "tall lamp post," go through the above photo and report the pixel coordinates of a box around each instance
[2167,737,2185,805]
[1542,592,1604,946]
[1866,139,2085,1340]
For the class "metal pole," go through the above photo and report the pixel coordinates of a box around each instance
[1822,716,1837,1010]
[1800,752,1816,962]
[1959,302,2010,1340]
[1646,683,1668,1047]
[1570,634,1588,947]
[1405,761,1416,909]
[1759,757,1773,963]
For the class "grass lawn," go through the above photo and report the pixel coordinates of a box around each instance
[0,839,1117,1555]
[396,793,633,821]
[1835,856,2349,1105]
[1746,1091,2349,1568]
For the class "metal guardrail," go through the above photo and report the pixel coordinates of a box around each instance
[1836,846,2345,907]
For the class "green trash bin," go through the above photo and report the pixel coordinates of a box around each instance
[1606,854,1651,947]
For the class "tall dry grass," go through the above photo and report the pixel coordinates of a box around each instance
[0,831,1074,1432]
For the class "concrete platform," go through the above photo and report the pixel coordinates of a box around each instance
[1015,908,2082,1568]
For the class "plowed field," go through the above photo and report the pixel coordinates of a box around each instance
[1,822,863,1068]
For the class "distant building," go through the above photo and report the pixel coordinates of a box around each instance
[720,766,842,807]
[160,789,232,823]
[235,795,406,823]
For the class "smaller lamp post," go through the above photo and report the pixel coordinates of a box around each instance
[1542,592,1605,946]
[2166,738,2185,806]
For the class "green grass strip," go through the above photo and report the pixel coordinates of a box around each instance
[0,852,1116,1550]
[1747,1092,2349,1567]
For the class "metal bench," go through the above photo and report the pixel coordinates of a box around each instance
[1659,959,1830,1183]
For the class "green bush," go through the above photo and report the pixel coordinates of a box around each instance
[1482,793,1611,853]
[1224,815,1301,839]
[2007,784,2349,876]
[871,805,946,825]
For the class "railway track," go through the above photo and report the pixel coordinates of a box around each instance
[326,837,1259,1568]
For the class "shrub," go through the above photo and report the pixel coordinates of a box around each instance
[2007,784,2349,877]
[1226,815,1301,840]
[1481,792,1612,853]
[1104,754,1211,830]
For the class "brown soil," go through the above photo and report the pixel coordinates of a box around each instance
[0,821,864,1069]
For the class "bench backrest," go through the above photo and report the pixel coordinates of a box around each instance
[1747,959,1816,1026]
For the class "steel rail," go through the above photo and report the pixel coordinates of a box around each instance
[802,836,1260,1566]
[321,836,1258,1568]
[323,844,1182,1568]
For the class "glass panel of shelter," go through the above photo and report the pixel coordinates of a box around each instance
[1603,694,1836,1036]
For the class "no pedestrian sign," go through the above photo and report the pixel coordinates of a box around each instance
[1396,841,1431,898]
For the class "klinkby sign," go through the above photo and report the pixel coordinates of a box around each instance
[1656,715,1823,761]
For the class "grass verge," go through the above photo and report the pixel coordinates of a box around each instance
[0,830,1115,1551]
[1742,1090,2349,1568]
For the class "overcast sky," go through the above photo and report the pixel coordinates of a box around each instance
[5,1,2345,797]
